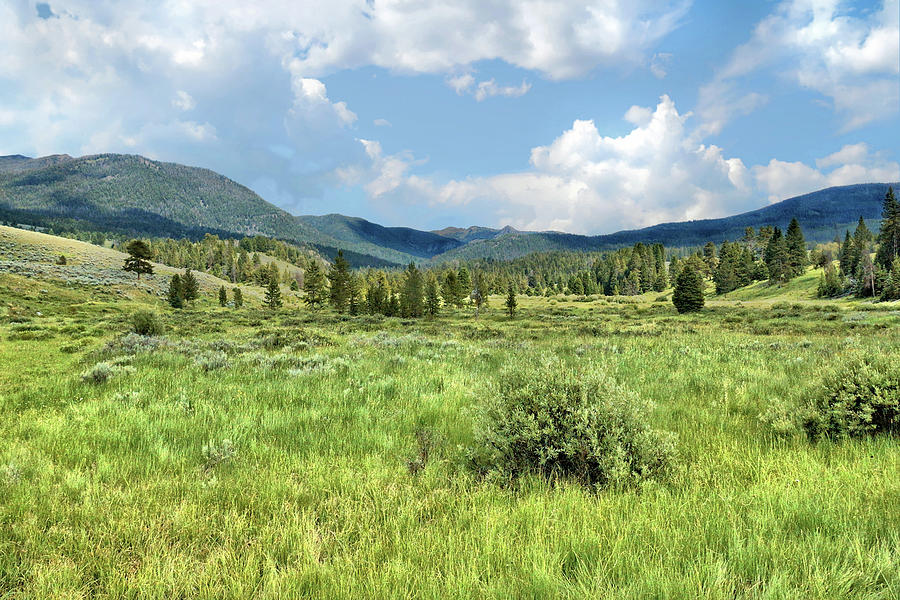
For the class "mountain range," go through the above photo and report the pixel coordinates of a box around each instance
[0,153,895,266]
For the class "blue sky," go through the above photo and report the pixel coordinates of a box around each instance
[0,0,897,234]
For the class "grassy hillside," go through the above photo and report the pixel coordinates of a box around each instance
[1,228,898,597]
[0,154,327,243]
[0,225,275,302]
[0,154,410,268]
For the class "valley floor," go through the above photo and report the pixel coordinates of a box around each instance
[0,229,898,599]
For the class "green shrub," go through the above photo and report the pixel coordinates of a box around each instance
[467,364,676,488]
[803,356,900,439]
[81,361,114,383]
[132,310,164,336]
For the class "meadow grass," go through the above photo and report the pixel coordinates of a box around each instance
[0,235,899,598]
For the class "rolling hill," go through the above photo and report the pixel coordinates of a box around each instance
[0,153,895,266]
[0,154,425,267]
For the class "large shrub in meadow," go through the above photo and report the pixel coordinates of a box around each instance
[467,365,676,488]
[803,356,900,439]
[132,310,163,336]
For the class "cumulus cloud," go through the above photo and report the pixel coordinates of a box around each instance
[697,0,899,134]
[358,97,898,233]
[0,0,688,219]
[281,0,692,79]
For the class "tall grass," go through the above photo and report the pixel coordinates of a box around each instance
[0,271,897,598]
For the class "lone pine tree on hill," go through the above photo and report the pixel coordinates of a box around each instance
[123,239,154,280]
[265,273,282,309]
[505,283,517,317]
[232,287,243,309]
[672,264,704,313]
[218,285,227,307]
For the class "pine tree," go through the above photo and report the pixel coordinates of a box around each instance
[702,241,718,277]
[713,241,739,295]
[817,262,844,298]
[441,271,458,307]
[457,267,471,305]
[672,264,705,313]
[400,263,425,317]
[348,273,362,315]
[764,227,789,282]
[386,293,401,317]
[328,250,351,313]
[876,187,899,269]
[470,272,489,316]
[218,285,227,307]
[784,218,808,277]
[232,287,243,309]
[425,273,440,317]
[303,260,328,310]
[167,274,183,309]
[123,239,154,280]
[505,283,517,317]
[265,273,282,309]
[366,273,389,315]
[854,216,873,246]
[839,230,854,275]
[881,256,900,300]
[668,257,682,287]
[181,269,199,303]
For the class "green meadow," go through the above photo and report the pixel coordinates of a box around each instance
[1,227,898,599]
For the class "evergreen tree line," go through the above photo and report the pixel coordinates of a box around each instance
[666,218,810,297]
[302,251,493,318]
[437,243,670,298]
[820,187,900,300]
[119,233,317,287]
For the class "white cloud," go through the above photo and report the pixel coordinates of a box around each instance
[755,142,899,202]
[373,118,391,127]
[356,97,898,233]
[0,0,686,220]
[446,73,476,94]
[447,74,531,101]
[172,90,196,111]
[473,79,531,101]
[283,0,692,79]
[287,74,357,126]
[698,0,900,134]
